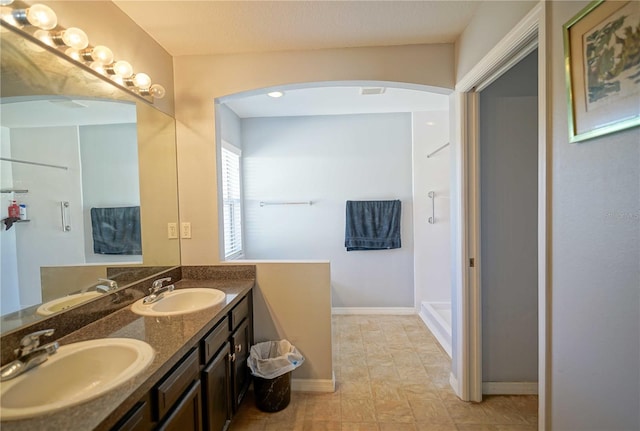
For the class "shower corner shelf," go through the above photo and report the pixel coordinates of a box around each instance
[1,189,29,194]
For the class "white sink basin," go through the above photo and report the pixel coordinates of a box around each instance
[36,291,103,316]
[130,288,226,317]
[0,338,154,420]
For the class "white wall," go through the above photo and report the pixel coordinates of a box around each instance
[79,123,141,263]
[241,113,414,308]
[10,126,84,308]
[549,2,639,430]
[0,126,20,315]
[174,44,454,265]
[479,51,538,384]
[412,111,451,306]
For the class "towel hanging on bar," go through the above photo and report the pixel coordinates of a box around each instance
[90,206,142,255]
[344,200,401,251]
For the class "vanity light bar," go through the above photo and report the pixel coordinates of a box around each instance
[0,0,166,101]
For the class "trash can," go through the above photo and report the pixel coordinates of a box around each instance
[248,340,304,412]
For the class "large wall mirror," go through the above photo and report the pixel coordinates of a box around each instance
[0,23,180,333]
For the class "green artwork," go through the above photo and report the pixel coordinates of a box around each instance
[585,5,640,104]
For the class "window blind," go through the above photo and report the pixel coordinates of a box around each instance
[221,146,243,259]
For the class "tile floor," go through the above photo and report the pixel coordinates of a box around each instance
[230,315,538,431]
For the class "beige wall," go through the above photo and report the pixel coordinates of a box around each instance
[25,1,175,116]
[40,266,106,302]
[136,102,181,266]
[454,0,537,82]
[251,262,333,384]
[173,44,455,265]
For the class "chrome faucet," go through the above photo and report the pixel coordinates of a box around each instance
[142,277,174,304]
[0,329,59,381]
[96,278,118,293]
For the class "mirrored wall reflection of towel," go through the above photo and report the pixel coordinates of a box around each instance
[345,200,401,251]
[90,206,142,255]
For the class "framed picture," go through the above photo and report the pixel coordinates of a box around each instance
[563,0,640,143]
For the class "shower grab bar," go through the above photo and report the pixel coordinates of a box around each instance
[426,142,450,158]
[260,201,312,207]
[428,191,435,224]
[60,201,71,232]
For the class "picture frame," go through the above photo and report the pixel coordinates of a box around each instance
[563,0,640,143]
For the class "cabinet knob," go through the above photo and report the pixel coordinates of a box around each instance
[235,344,242,353]
[229,353,236,362]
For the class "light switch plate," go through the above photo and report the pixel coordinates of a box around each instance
[181,222,191,239]
[167,222,178,239]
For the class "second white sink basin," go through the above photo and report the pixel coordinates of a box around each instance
[130,288,226,316]
[0,338,154,420]
[36,291,103,316]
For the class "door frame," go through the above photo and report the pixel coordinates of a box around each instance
[451,2,548,429]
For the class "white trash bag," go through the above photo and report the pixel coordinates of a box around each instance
[248,339,304,379]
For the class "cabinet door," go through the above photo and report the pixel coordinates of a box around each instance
[230,318,251,413]
[202,342,231,431]
[157,380,203,431]
[110,395,153,431]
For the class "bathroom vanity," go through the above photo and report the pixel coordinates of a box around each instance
[0,266,255,431]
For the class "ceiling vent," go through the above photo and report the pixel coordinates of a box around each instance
[360,87,386,96]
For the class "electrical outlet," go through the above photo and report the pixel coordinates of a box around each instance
[167,222,178,239]
[181,222,191,239]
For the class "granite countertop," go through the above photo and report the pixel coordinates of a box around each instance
[0,277,254,431]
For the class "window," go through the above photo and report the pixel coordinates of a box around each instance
[221,143,243,259]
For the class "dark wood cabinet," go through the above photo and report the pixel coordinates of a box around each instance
[111,290,252,431]
[202,342,231,431]
[111,395,153,431]
[230,318,250,413]
[157,380,202,431]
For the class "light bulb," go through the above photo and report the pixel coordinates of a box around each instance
[33,29,54,46]
[111,75,124,86]
[25,4,57,30]
[149,84,166,99]
[91,45,113,64]
[60,27,88,50]
[112,60,133,78]
[90,61,106,75]
[65,47,81,61]
[0,6,19,26]
[133,73,151,89]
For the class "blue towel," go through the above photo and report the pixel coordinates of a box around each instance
[345,200,401,251]
[90,206,142,255]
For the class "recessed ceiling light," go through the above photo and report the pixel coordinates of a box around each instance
[426,121,436,126]
[267,91,284,98]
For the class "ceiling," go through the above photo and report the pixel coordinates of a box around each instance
[113,0,478,117]
[0,98,136,128]
[113,1,481,57]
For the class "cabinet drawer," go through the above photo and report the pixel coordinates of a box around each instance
[111,397,152,431]
[202,316,229,364]
[155,348,200,419]
[229,296,249,331]
[157,380,202,431]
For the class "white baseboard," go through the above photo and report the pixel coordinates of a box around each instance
[418,307,452,358]
[332,307,415,315]
[482,381,538,395]
[292,374,336,392]
[449,372,461,398]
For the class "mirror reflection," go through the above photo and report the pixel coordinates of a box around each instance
[0,23,180,333]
